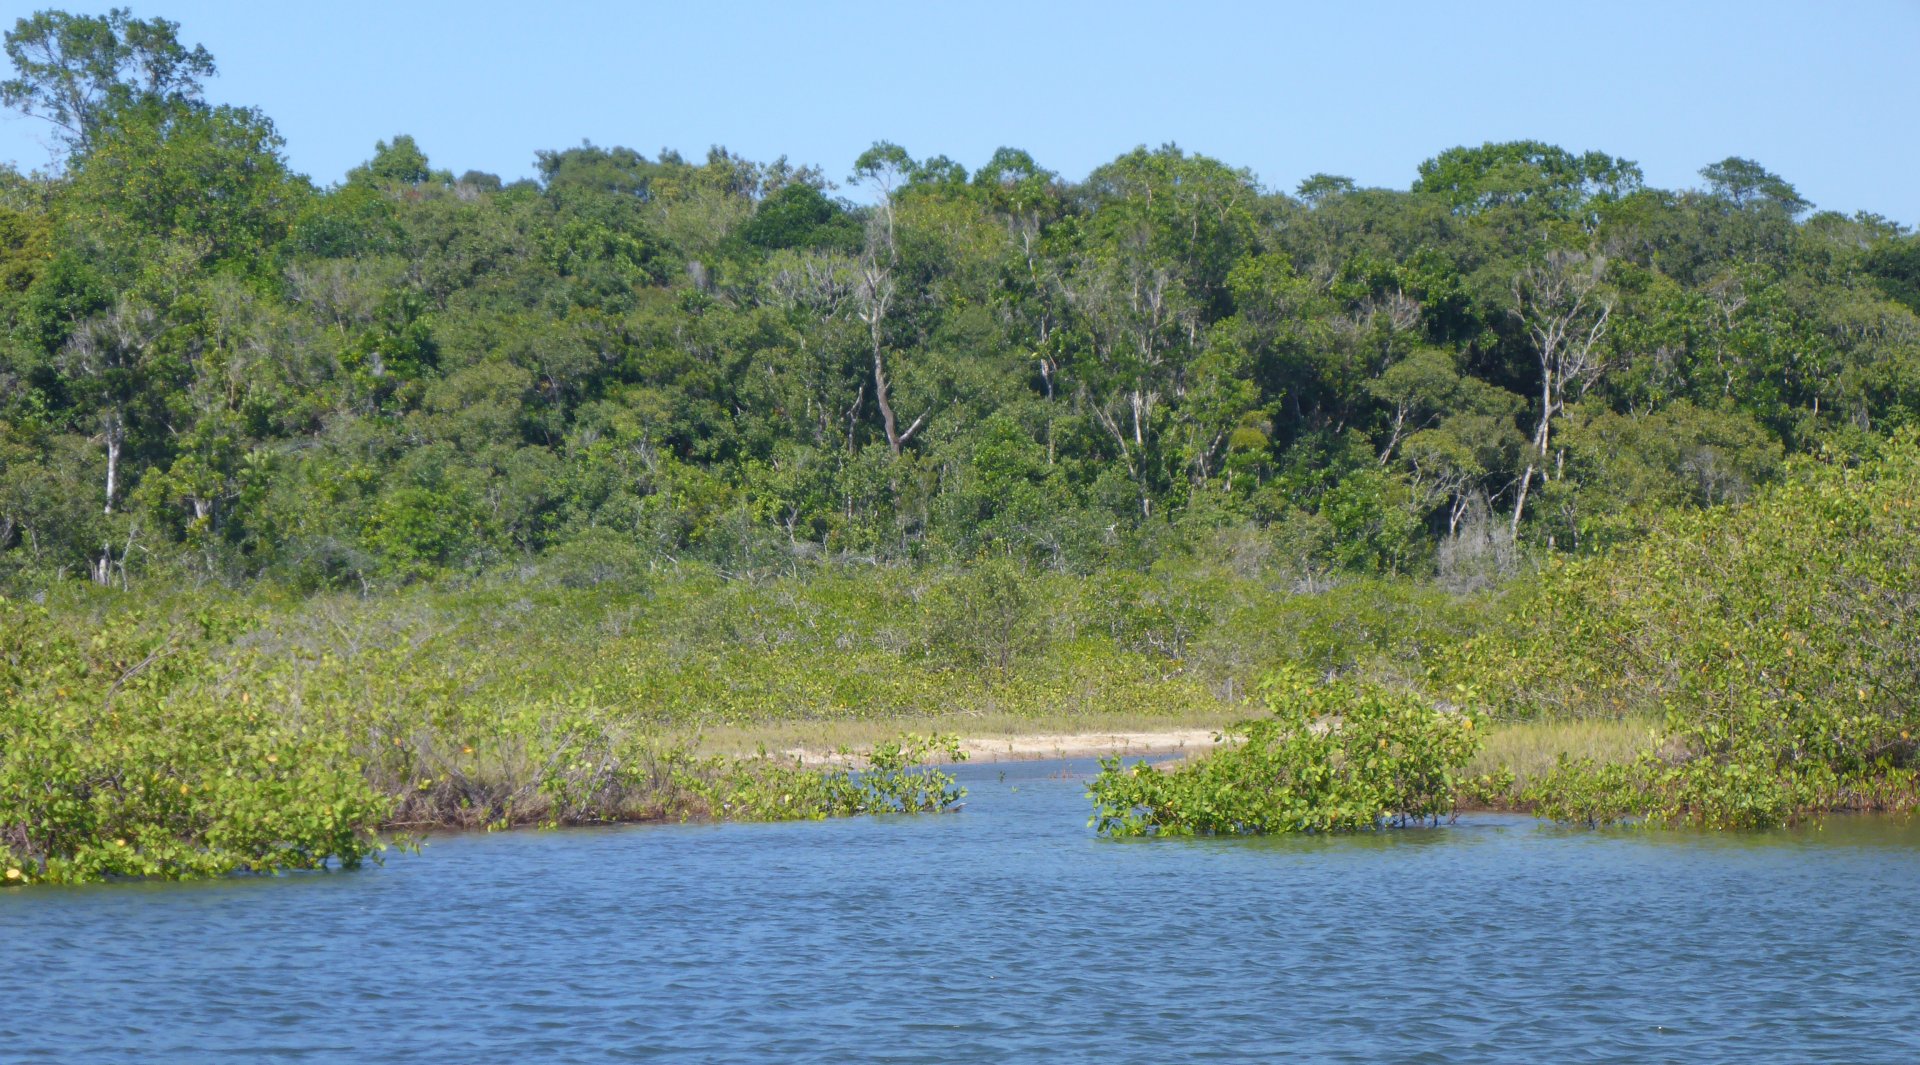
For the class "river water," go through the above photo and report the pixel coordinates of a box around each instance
[6,757,1920,1063]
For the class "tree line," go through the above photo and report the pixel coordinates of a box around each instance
[3,8,1919,592]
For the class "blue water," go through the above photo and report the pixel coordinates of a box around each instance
[6,758,1920,1063]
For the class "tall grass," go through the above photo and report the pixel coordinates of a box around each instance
[1468,717,1661,783]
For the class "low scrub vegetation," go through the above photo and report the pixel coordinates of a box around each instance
[9,438,1920,877]
[1,548,1491,882]
[0,591,974,884]
[1090,437,1920,837]
[1088,669,1480,836]
[1500,438,1920,827]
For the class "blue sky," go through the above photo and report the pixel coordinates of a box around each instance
[4,0,1917,222]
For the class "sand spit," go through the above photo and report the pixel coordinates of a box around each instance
[784,728,1228,767]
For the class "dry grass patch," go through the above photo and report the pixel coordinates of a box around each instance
[1469,716,1661,783]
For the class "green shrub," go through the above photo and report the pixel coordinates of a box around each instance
[851,733,969,813]
[1088,668,1480,836]
[1487,433,1920,827]
[0,586,978,884]
[0,598,390,884]
[681,734,967,821]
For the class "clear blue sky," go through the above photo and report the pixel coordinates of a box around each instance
[4,0,1917,223]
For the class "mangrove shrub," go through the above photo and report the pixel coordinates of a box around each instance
[1484,434,1920,827]
[0,598,390,884]
[1088,669,1480,836]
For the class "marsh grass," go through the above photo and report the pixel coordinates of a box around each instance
[1470,717,1661,780]
[1458,716,1661,809]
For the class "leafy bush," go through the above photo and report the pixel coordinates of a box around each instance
[0,586,978,884]
[686,734,967,821]
[1193,577,1486,693]
[0,598,390,884]
[1483,434,1920,827]
[1088,669,1479,836]
[921,559,1050,682]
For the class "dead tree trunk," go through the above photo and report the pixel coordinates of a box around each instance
[1508,251,1613,537]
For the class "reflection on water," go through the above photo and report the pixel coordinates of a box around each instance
[5,758,1920,1063]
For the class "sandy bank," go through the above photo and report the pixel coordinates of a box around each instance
[782,728,1228,767]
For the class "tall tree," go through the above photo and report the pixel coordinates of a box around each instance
[2,7,215,154]
[1508,250,1613,535]
[1699,157,1809,217]
[850,141,927,456]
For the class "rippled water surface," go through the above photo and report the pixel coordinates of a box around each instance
[7,758,1920,1063]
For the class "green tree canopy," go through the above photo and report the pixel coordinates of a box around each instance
[1413,140,1642,218]
[1,7,214,153]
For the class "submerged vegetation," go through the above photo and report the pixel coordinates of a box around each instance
[3,10,1920,873]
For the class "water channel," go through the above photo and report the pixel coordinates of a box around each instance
[6,757,1920,1062]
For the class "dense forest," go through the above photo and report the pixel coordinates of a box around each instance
[3,12,1916,593]
[6,10,1920,881]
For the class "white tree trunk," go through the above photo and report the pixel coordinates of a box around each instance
[102,415,123,515]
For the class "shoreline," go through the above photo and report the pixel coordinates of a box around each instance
[779,728,1229,767]
[379,729,1234,841]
